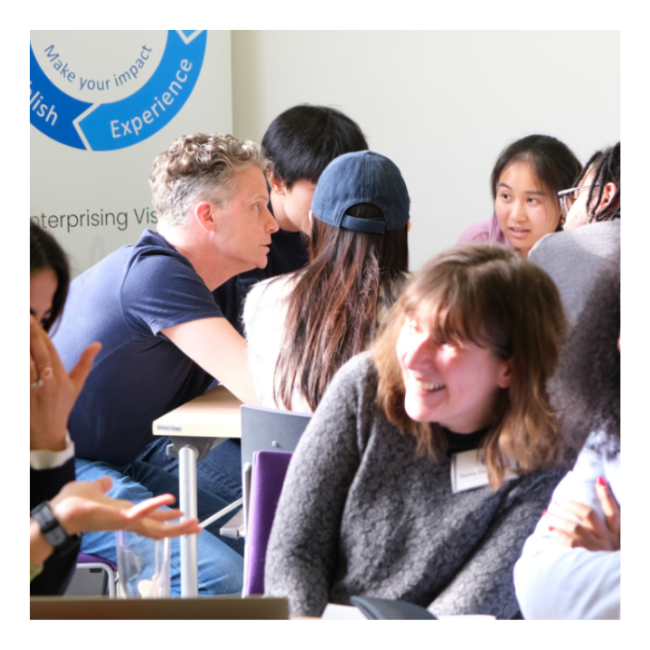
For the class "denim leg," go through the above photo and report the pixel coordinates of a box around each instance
[75,459,243,596]
[136,436,243,504]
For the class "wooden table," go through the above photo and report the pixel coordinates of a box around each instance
[152,385,243,598]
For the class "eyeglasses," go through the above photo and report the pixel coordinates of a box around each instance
[557,185,601,219]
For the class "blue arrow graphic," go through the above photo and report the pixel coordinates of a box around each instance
[30,45,93,150]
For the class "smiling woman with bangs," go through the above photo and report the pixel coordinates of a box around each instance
[265,243,571,619]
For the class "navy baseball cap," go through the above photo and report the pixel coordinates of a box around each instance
[311,151,410,234]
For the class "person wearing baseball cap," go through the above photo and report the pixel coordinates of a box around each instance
[243,150,411,413]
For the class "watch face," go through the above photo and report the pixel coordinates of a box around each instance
[31,502,80,556]
[48,526,67,546]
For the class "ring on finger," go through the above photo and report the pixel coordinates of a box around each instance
[30,379,44,388]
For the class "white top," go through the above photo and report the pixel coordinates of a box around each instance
[243,272,406,413]
[243,274,310,412]
[513,430,620,619]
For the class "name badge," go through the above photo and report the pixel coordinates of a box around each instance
[451,449,489,493]
[451,449,518,493]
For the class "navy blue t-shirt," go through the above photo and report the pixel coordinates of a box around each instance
[52,229,223,466]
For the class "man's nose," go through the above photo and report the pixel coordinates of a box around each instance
[265,206,280,233]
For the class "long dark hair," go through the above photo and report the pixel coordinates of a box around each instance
[273,203,409,411]
[548,255,620,459]
[30,221,70,332]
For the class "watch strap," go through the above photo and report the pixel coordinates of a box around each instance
[30,501,81,557]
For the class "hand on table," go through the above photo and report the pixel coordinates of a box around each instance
[30,315,101,451]
[49,477,203,539]
[545,477,620,552]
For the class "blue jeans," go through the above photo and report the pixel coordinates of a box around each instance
[75,458,244,596]
[137,436,243,504]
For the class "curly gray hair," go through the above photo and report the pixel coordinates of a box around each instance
[150,133,268,227]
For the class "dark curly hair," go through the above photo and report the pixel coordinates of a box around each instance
[579,142,620,222]
[548,254,620,459]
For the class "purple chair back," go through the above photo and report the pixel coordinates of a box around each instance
[243,450,293,597]
[76,552,118,572]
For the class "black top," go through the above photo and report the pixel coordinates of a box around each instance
[30,458,78,596]
[444,427,490,456]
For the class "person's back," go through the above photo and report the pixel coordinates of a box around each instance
[214,104,369,333]
[529,142,620,326]
[244,151,410,412]
[529,221,619,326]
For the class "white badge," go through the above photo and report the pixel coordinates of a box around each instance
[450,449,518,493]
[450,449,490,493]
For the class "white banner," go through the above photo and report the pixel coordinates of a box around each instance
[30,30,233,276]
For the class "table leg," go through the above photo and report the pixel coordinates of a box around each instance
[179,444,198,598]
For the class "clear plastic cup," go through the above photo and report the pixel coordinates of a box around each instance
[116,531,171,598]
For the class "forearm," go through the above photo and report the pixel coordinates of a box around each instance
[30,518,55,567]
[162,317,260,404]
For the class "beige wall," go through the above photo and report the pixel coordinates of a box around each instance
[231,30,620,270]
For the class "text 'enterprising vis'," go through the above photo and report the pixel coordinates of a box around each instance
[30,207,157,233]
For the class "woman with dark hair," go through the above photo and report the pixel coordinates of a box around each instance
[243,151,409,412]
[514,258,620,619]
[30,221,70,333]
[30,223,201,593]
[265,243,569,618]
[458,135,581,257]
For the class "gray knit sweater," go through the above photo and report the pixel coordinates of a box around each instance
[265,352,566,618]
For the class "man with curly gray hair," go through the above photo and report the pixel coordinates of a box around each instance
[52,133,279,596]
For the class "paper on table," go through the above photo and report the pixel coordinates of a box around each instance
[321,603,367,620]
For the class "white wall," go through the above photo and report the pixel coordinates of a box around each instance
[231,30,620,270]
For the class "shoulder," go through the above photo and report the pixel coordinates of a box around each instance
[458,218,493,243]
[243,273,297,327]
[319,352,379,410]
[530,221,620,263]
[126,230,194,276]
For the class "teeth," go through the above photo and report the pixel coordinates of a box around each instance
[415,380,445,391]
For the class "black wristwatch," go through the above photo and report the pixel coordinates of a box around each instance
[30,501,81,557]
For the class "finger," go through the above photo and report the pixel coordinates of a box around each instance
[30,355,39,384]
[145,508,184,522]
[545,512,600,549]
[549,527,595,550]
[551,501,602,531]
[30,317,52,378]
[95,476,113,494]
[595,477,620,522]
[132,518,203,539]
[125,494,176,519]
[68,342,102,398]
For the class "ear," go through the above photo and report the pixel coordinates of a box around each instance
[193,200,217,233]
[497,358,513,389]
[268,171,286,196]
[597,182,618,213]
